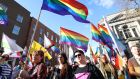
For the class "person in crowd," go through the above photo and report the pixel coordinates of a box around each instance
[73,50,104,79]
[29,50,47,79]
[100,54,117,79]
[0,54,12,79]
[51,53,73,79]
[128,44,140,79]
[12,59,25,79]
[16,63,30,79]
[122,55,130,79]
[46,66,54,79]
[96,57,108,79]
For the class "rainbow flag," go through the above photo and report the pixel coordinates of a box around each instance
[91,24,106,45]
[95,47,100,57]
[0,7,8,25]
[60,27,89,52]
[59,0,89,23]
[41,0,89,23]
[41,0,69,15]
[98,24,113,44]
[89,45,97,64]
[115,53,123,70]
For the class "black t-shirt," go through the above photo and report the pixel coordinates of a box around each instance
[74,65,91,79]
[73,63,105,79]
[52,65,74,79]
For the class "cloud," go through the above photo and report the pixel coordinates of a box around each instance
[88,9,94,16]
[87,0,95,5]
[94,0,115,8]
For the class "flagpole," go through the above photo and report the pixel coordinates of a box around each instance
[28,9,42,53]
[103,16,125,55]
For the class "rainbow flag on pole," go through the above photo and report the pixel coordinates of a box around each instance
[98,24,113,43]
[41,0,89,23]
[91,24,105,45]
[60,27,89,52]
[0,7,8,25]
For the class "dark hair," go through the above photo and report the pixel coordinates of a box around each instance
[101,54,109,63]
[130,43,140,49]
[34,50,44,63]
[0,47,4,53]
[58,53,70,77]
[74,50,84,56]
[122,55,127,58]
[2,54,9,61]
[58,53,68,64]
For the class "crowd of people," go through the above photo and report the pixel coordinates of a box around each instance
[0,43,140,79]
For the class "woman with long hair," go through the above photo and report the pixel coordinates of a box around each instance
[52,53,73,79]
[29,50,47,79]
[100,54,117,79]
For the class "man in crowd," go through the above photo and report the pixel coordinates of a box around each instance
[128,43,140,79]
[0,54,12,79]
[73,50,104,79]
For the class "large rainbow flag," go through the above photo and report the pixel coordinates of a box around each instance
[41,0,89,23]
[60,27,89,51]
[0,7,8,25]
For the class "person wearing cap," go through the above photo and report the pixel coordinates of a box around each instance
[128,44,140,79]
[73,50,104,79]
[0,54,12,79]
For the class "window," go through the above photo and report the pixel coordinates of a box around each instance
[0,4,8,12]
[16,14,23,23]
[123,29,132,38]
[38,37,43,44]
[46,32,49,37]
[51,35,53,40]
[40,28,43,34]
[132,28,138,37]
[119,31,124,39]
[12,25,20,35]
[56,38,58,42]
[32,24,36,31]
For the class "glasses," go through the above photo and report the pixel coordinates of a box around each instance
[74,54,82,58]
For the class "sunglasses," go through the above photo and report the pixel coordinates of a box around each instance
[74,54,82,58]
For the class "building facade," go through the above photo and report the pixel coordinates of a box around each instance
[27,17,61,65]
[99,9,140,57]
[0,0,76,65]
[0,0,31,48]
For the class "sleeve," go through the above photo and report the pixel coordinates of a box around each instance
[91,64,105,79]
[68,65,74,79]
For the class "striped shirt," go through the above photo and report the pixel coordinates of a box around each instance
[0,62,12,79]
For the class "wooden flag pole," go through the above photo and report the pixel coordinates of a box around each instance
[28,9,42,53]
